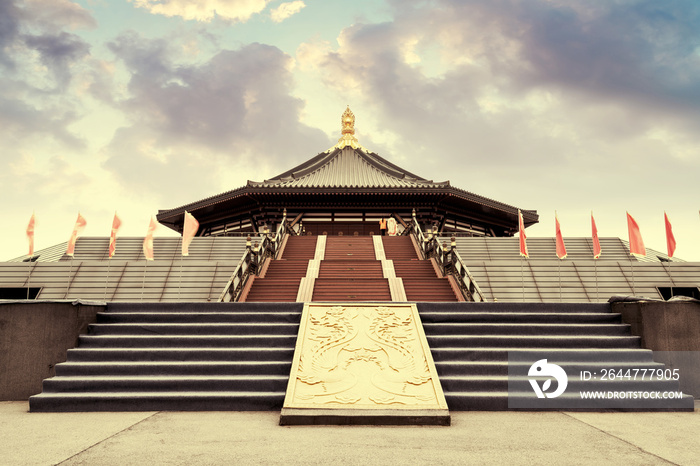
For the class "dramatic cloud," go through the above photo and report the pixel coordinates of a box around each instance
[298,0,700,173]
[23,32,90,88]
[130,0,271,22]
[295,0,700,258]
[104,33,331,203]
[18,0,96,32]
[270,1,305,23]
[0,0,94,149]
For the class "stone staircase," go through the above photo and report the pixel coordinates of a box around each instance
[29,302,302,412]
[244,260,308,302]
[418,302,694,411]
[383,236,459,302]
[245,234,460,303]
[243,236,316,302]
[313,237,391,301]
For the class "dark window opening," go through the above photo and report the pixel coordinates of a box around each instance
[0,287,41,299]
[657,287,700,301]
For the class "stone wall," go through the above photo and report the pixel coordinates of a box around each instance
[613,300,700,398]
[0,301,104,400]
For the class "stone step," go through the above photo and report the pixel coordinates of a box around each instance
[420,312,622,324]
[42,375,289,393]
[30,391,285,412]
[66,347,295,362]
[422,323,632,336]
[419,302,614,314]
[439,375,683,393]
[97,312,302,324]
[88,323,300,336]
[55,361,292,377]
[426,335,641,349]
[106,302,303,314]
[434,360,667,376]
[443,392,694,411]
[428,348,655,363]
[78,334,298,348]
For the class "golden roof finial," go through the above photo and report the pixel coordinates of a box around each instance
[334,106,365,150]
[341,106,355,135]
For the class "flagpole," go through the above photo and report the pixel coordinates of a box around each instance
[65,257,73,299]
[141,260,148,302]
[178,237,183,302]
[594,258,598,303]
[26,259,32,300]
[629,254,635,296]
[26,213,35,300]
[104,258,111,302]
[521,257,525,302]
[664,212,676,300]
[558,258,562,303]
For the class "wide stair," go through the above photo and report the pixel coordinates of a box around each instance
[419,302,694,411]
[383,236,459,302]
[243,236,316,302]
[29,302,302,412]
[313,236,390,301]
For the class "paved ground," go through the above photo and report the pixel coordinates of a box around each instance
[1,401,699,465]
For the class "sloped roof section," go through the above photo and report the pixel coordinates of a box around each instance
[450,237,683,262]
[248,147,449,190]
[7,237,249,263]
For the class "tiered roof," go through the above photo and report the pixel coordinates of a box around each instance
[157,107,538,235]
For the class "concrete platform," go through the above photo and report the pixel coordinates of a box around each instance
[1,401,699,465]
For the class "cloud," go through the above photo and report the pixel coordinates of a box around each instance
[297,0,700,169]
[0,0,94,151]
[130,0,271,22]
[270,1,305,23]
[22,32,90,88]
[103,33,331,202]
[294,0,700,257]
[18,0,96,32]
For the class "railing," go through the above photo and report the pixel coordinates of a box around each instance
[218,213,289,302]
[410,215,486,302]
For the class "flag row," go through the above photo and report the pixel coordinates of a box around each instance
[25,211,200,261]
[518,211,677,260]
[24,210,680,261]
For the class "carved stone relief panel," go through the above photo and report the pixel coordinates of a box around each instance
[283,303,448,411]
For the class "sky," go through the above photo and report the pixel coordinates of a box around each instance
[2,0,699,262]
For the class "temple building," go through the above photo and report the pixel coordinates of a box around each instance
[1,108,697,414]
[1,107,695,303]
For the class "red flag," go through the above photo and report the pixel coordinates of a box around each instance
[143,217,158,261]
[664,212,676,259]
[182,211,199,256]
[66,213,87,256]
[626,212,646,257]
[591,212,601,259]
[109,213,122,258]
[555,212,567,259]
[518,209,529,258]
[27,213,35,257]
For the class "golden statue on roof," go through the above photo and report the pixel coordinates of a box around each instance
[341,106,355,135]
[334,106,365,150]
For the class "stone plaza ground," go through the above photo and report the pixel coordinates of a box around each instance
[2,401,699,465]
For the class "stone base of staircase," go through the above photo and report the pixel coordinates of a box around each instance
[27,301,695,412]
[279,408,451,426]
